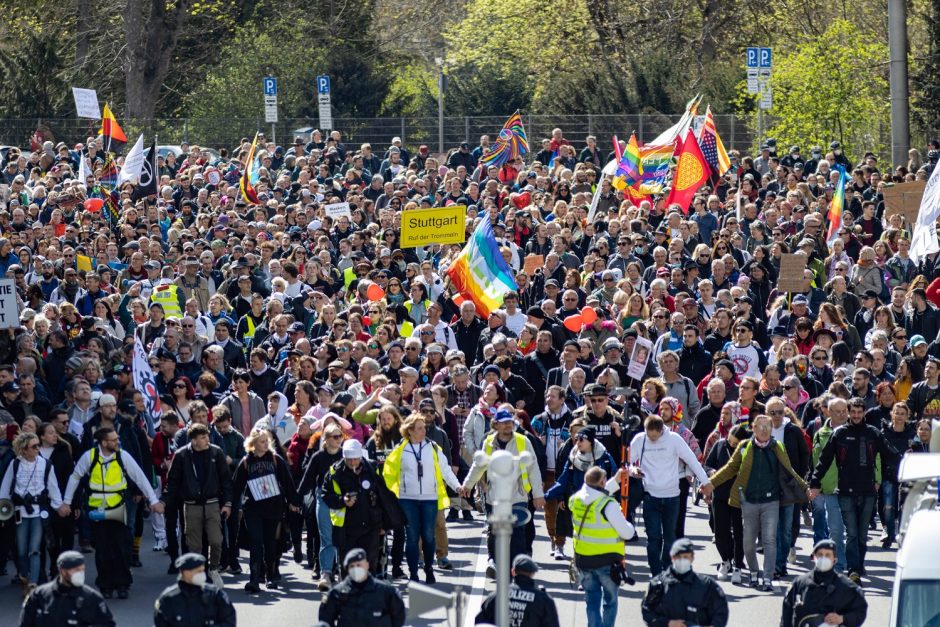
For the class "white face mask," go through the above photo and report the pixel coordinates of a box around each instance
[69,570,85,587]
[672,558,692,574]
[190,572,207,587]
[814,556,834,573]
[348,566,369,583]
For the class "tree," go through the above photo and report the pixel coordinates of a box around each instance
[912,0,940,143]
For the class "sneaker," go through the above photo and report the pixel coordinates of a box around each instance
[554,545,568,561]
[446,509,459,522]
[244,581,261,593]
[462,510,474,521]
[317,574,332,591]
[760,582,774,592]
[437,557,453,571]
[485,560,496,580]
[152,538,166,552]
[748,575,759,588]
[787,548,797,564]
[549,542,557,559]
[717,561,731,582]
[210,570,223,589]
[731,568,742,584]
[266,579,279,590]
[424,568,436,585]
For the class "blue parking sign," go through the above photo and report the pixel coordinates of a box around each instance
[263,77,277,96]
[746,47,758,68]
[759,47,772,68]
[316,75,330,94]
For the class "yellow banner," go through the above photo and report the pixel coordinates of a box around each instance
[399,205,467,248]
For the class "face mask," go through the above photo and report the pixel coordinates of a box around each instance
[834,149,842,156]
[348,566,368,583]
[672,558,692,574]
[190,572,207,587]
[69,570,85,587]
[814,556,834,573]
[634,246,646,255]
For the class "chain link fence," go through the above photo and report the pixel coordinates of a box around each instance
[0,114,762,155]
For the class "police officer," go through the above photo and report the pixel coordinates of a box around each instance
[318,548,406,627]
[19,551,115,627]
[780,540,868,627]
[475,554,560,627]
[154,553,236,627]
[641,538,729,627]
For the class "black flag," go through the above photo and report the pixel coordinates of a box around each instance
[132,140,158,202]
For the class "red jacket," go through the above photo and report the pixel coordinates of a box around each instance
[151,431,176,488]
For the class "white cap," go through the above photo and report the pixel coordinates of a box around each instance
[98,394,117,407]
[342,439,363,459]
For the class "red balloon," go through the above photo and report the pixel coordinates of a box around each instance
[362,316,371,327]
[84,198,104,213]
[366,283,385,301]
[512,191,531,209]
[563,314,583,332]
[581,307,598,325]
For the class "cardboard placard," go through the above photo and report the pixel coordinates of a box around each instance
[523,254,544,276]
[883,181,927,226]
[399,205,467,248]
[0,279,17,328]
[777,254,806,292]
[324,202,351,219]
[627,336,653,380]
[71,88,100,119]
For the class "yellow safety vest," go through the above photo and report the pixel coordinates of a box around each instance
[87,448,128,509]
[568,493,624,558]
[150,284,183,319]
[343,267,357,291]
[404,299,430,323]
[382,439,450,510]
[483,433,532,494]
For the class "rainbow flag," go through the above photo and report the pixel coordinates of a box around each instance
[445,219,518,318]
[98,154,119,188]
[612,133,643,191]
[480,112,529,168]
[637,143,675,194]
[240,133,260,205]
[826,165,848,248]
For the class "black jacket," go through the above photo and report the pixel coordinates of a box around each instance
[153,581,236,627]
[451,318,486,367]
[20,579,116,627]
[318,575,405,627]
[298,447,343,496]
[780,569,867,627]
[810,420,898,496]
[641,566,729,627]
[321,458,384,530]
[476,575,560,627]
[678,343,712,386]
[163,443,233,507]
[777,421,811,478]
[905,380,940,421]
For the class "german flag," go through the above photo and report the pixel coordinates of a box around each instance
[239,133,260,205]
[99,104,127,154]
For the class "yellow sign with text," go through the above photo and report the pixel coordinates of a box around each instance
[399,205,468,248]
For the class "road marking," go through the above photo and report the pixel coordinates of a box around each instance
[462,531,490,624]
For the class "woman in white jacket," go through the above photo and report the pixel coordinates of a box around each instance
[461,382,505,457]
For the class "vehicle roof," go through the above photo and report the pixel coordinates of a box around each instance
[898,510,940,578]
[899,453,940,482]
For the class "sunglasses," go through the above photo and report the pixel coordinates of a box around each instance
[173,383,187,389]
[368,343,379,349]
[337,347,350,353]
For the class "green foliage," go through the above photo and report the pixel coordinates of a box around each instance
[0,29,69,118]
[912,0,940,141]
[755,20,890,157]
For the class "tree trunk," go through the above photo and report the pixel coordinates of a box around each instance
[74,0,92,68]
[124,0,189,119]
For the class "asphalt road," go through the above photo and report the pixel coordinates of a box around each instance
[0,499,894,626]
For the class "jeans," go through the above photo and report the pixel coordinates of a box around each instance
[400,499,437,575]
[580,566,619,627]
[642,494,680,576]
[812,494,846,572]
[316,493,336,575]
[741,498,779,581]
[839,494,876,575]
[881,480,899,541]
[16,516,44,584]
[775,504,794,570]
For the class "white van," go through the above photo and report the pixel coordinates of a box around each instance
[890,453,940,626]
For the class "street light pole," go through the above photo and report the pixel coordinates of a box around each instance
[436,57,444,155]
[887,0,909,168]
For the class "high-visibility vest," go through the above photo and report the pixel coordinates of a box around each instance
[328,465,347,526]
[382,439,450,510]
[150,284,183,319]
[343,267,357,291]
[404,299,430,324]
[87,448,128,509]
[483,433,532,494]
[568,493,624,558]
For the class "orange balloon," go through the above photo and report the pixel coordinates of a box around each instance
[366,283,385,301]
[581,307,597,324]
[84,198,104,213]
[563,314,583,332]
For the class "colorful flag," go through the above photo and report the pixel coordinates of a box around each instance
[132,337,162,422]
[637,143,676,194]
[444,219,518,318]
[132,140,158,202]
[240,133,260,205]
[99,104,127,154]
[665,132,711,214]
[547,148,558,169]
[697,106,731,176]
[612,133,643,191]
[480,112,529,168]
[98,154,119,188]
[826,166,848,248]
[909,161,940,264]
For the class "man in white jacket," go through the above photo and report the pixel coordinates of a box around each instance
[629,415,713,576]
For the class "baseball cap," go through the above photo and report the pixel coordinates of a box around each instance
[342,439,363,459]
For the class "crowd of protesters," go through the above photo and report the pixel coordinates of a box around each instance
[0,126,939,626]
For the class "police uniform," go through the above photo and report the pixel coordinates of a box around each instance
[475,555,560,627]
[641,539,729,627]
[19,551,116,627]
[318,548,405,627]
[781,541,868,627]
[154,554,236,627]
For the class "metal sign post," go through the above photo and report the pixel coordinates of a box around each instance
[263,77,278,142]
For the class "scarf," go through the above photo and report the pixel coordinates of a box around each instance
[753,436,772,449]
[477,398,497,419]
[569,439,607,471]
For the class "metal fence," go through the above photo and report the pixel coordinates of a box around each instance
[0,114,762,155]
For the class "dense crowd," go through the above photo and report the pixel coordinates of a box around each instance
[1,127,940,627]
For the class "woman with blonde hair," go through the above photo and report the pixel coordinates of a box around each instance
[297,422,345,588]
